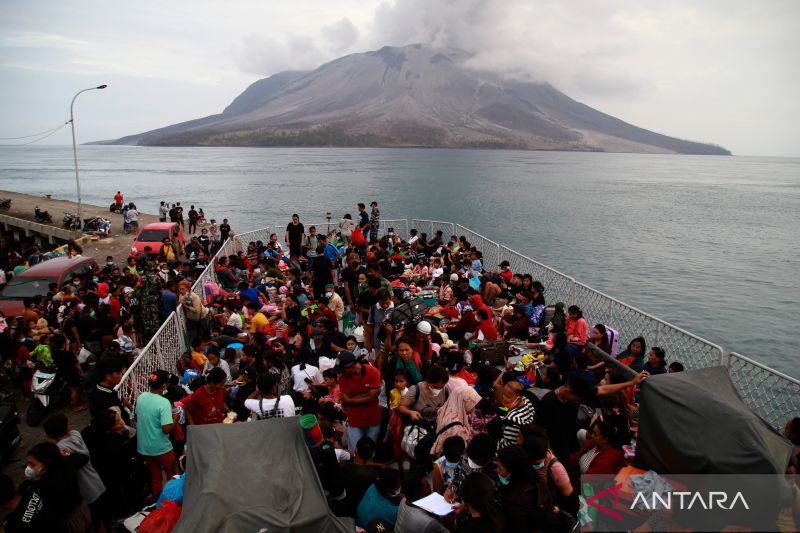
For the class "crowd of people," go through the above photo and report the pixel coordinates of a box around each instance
[0,202,798,532]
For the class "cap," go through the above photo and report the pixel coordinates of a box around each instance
[449,273,459,282]
[337,351,358,369]
[319,420,342,438]
[416,321,432,335]
[499,260,510,267]
[148,369,170,389]
[325,283,335,289]
[242,365,258,379]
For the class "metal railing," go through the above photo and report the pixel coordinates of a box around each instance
[727,353,800,431]
[117,217,798,430]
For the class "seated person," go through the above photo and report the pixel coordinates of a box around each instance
[356,468,401,529]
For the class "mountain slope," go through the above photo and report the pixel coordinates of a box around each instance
[101,44,730,155]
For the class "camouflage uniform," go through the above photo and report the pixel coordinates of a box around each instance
[135,256,162,343]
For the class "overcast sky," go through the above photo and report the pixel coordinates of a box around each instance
[1,0,797,156]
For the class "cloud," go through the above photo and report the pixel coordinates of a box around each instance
[322,18,359,53]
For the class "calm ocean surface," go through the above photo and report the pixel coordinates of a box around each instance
[1,145,798,377]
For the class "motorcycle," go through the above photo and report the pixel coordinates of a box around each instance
[34,206,53,223]
[62,212,82,231]
[0,198,11,210]
[26,370,68,426]
[0,389,21,460]
[83,216,111,237]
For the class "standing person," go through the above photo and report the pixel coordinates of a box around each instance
[369,201,380,240]
[187,205,198,235]
[219,218,232,243]
[181,367,229,425]
[357,203,370,242]
[43,413,108,531]
[135,370,175,503]
[312,245,335,300]
[114,191,123,211]
[338,352,382,451]
[176,202,185,230]
[89,357,130,425]
[338,214,355,247]
[158,201,168,222]
[285,214,305,262]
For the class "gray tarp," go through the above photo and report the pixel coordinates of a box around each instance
[637,365,792,474]
[635,366,794,530]
[173,417,354,533]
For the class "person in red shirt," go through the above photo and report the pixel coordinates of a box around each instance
[114,191,123,210]
[337,352,382,452]
[181,367,229,425]
[473,308,499,341]
[498,260,513,282]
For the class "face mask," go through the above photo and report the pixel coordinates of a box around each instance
[24,466,42,480]
[389,488,401,498]
[430,387,443,397]
[498,474,510,486]
[325,292,333,298]
[400,387,408,395]
[533,462,545,470]
[445,461,459,469]
[467,457,481,470]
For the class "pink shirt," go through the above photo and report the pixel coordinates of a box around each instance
[567,317,588,345]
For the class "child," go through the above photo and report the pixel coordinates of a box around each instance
[385,369,411,464]
[432,435,466,495]
[389,369,410,411]
[29,335,53,367]
[320,369,341,405]
[345,335,358,353]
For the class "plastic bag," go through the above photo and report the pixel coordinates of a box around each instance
[138,500,182,533]
[342,310,356,337]
[351,227,366,246]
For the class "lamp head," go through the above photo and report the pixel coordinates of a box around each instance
[96,84,108,89]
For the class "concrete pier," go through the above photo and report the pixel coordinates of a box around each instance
[0,189,159,263]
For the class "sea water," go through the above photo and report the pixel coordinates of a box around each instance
[1,145,798,377]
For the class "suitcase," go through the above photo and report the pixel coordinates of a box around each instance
[605,325,620,356]
[473,340,509,367]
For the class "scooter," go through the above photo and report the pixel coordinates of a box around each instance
[0,389,21,460]
[34,206,53,223]
[62,212,82,231]
[83,216,112,237]
[0,198,11,211]
[26,370,68,427]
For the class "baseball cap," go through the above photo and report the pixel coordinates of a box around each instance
[242,366,258,379]
[337,352,358,369]
[325,283,335,290]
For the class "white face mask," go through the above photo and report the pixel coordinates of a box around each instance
[430,387,443,397]
[467,457,481,470]
[24,465,42,480]
[400,387,409,395]
[325,292,333,298]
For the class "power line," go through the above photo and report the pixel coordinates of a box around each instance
[0,121,70,140]
[0,122,70,146]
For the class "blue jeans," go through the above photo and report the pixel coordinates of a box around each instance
[346,423,380,452]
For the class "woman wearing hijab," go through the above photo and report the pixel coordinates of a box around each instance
[431,386,481,456]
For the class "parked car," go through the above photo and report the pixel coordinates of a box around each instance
[130,222,185,258]
[0,256,98,317]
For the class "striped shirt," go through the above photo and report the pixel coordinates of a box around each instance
[498,396,536,449]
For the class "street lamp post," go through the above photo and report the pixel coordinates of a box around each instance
[70,84,107,229]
